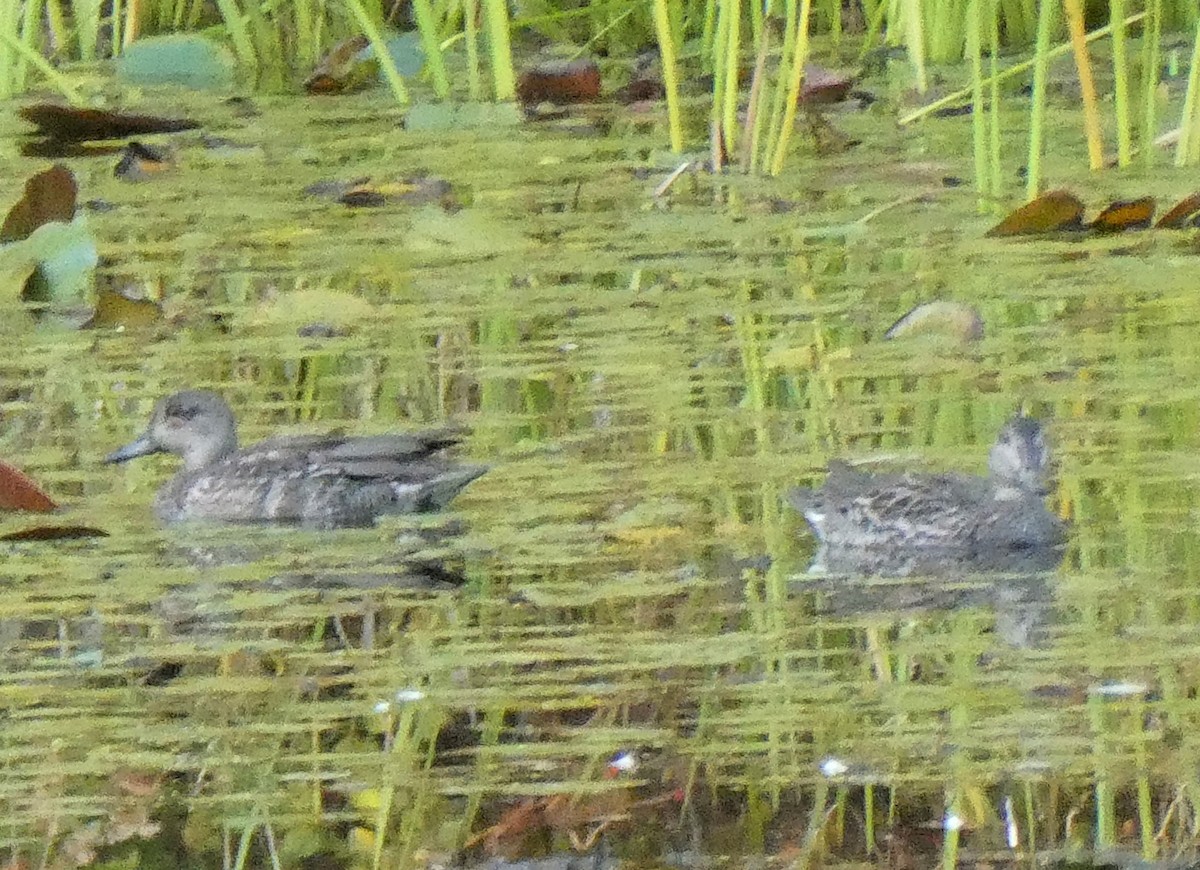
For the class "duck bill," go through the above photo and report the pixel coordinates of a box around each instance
[105,433,162,464]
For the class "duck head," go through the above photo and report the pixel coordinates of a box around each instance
[988,415,1051,496]
[106,390,239,472]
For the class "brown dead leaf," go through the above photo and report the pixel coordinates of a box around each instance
[986,189,1085,237]
[0,164,77,242]
[1089,196,1155,233]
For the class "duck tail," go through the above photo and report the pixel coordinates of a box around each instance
[416,464,490,511]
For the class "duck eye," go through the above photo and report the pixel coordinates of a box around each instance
[166,402,201,422]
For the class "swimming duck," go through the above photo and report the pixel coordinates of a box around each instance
[786,415,1065,556]
[106,390,487,528]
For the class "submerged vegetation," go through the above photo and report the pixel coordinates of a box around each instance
[3,1,1200,869]
[0,0,1198,182]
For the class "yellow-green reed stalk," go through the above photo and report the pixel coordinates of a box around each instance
[741,24,770,171]
[1110,0,1132,166]
[1139,0,1161,167]
[71,0,102,60]
[1063,0,1104,170]
[653,0,684,152]
[45,0,68,57]
[709,0,731,162]
[344,0,409,103]
[0,26,82,100]
[757,0,796,173]
[213,0,258,75]
[0,1,16,99]
[899,0,928,92]
[927,0,962,63]
[988,0,1002,196]
[899,12,1146,125]
[941,787,961,870]
[482,0,514,100]
[1134,710,1154,860]
[245,0,285,89]
[291,0,318,75]
[719,0,742,154]
[1176,18,1200,166]
[857,0,890,62]
[464,0,482,100]
[767,0,813,175]
[1087,690,1116,849]
[1025,0,1056,200]
[699,0,717,71]
[412,0,450,98]
[11,0,47,91]
[967,0,988,207]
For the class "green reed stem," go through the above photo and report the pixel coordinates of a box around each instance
[653,0,684,152]
[768,0,813,175]
[412,0,451,98]
[344,0,410,103]
[1176,17,1200,165]
[1025,0,1056,200]
[721,0,741,153]
[212,0,258,72]
[0,25,81,101]
[901,0,928,92]
[968,0,987,206]
[989,0,1002,195]
[1140,0,1161,166]
[482,0,515,100]
[464,0,482,100]
[1111,0,1131,166]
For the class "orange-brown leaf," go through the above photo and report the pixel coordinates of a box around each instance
[1089,196,1155,233]
[0,164,76,242]
[986,189,1085,237]
[0,460,56,512]
[1156,191,1200,228]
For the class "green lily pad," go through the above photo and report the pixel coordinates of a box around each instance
[117,35,236,91]
[383,32,424,78]
[0,216,98,305]
[405,102,523,132]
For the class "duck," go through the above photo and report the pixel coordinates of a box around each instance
[105,390,487,528]
[786,414,1065,558]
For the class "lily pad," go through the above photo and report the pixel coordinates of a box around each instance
[0,217,99,305]
[405,102,523,132]
[383,32,425,78]
[117,35,236,91]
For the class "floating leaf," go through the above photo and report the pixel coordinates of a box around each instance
[0,525,108,541]
[986,190,1085,237]
[884,300,984,344]
[517,59,601,106]
[16,218,99,304]
[85,286,163,329]
[1089,197,1155,233]
[800,63,855,105]
[117,34,236,90]
[1156,191,1200,228]
[383,31,425,78]
[0,459,56,512]
[404,102,523,132]
[0,164,76,242]
[20,104,200,142]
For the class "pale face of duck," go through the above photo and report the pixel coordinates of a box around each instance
[988,416,1050,495]
[106,390,239,472]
